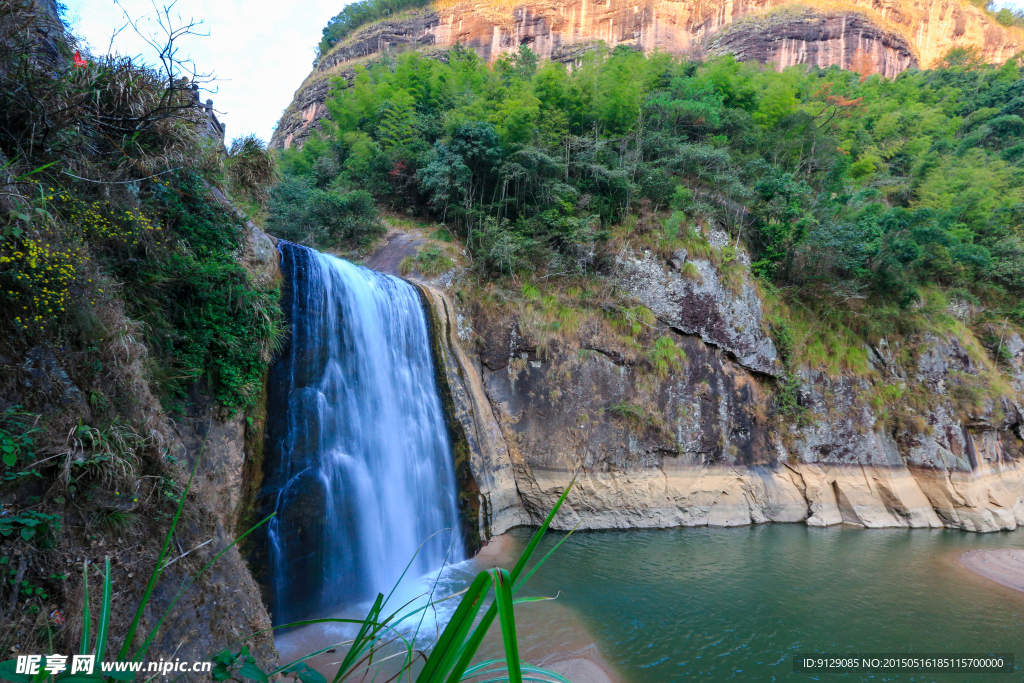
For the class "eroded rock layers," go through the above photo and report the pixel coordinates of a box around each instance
[707,11,917,78]
[271,0,1022,149]
[392,235,1024,536]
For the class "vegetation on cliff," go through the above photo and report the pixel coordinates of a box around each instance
[276,44,1024,376]
[971,0,1024,27]
[0,0,281,659]
[316,0,433,63]
[0,5,283,412]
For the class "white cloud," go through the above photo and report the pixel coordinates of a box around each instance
[64,0,343,144]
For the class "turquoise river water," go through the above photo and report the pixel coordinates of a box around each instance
[497,525,1024,683]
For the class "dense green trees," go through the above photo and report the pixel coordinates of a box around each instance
[275,43,1024,319]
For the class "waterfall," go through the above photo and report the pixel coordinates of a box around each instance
[261,241,463,625]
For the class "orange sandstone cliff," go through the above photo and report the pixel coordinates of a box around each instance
[271,0,1022,149]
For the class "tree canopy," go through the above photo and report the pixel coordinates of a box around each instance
[276,44,1024,319]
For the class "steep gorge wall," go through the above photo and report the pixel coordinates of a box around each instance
[271,0,1023,149]
[378,231,1024,536]
[706,9,917,78]
[0,213,282,666]
[118,219,282,665]
[419,285,534,540]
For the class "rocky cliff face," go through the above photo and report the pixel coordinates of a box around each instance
[706,8,917,78]
[5,207,282,665]
[120,217,283,666]
[370,225,1024,536]
[617,244,782,376]
[271,0,1022,149]
[419,285,534,540]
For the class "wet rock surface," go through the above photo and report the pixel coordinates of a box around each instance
[418,286,532,538]
[468,296,1022,534]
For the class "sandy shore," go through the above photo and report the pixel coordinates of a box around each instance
[960,550,1024,593]
[474,532,516,568]
[545,655,615,683]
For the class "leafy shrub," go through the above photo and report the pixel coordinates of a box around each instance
[267,176,383,247]
[399,245,454,276]
[995,7,1023,27]
[227,135,281,204]
[0,511,59,543]
[0,408,37,470]
[114,172,285,410]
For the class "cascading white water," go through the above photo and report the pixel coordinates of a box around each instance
[262,242,463,624]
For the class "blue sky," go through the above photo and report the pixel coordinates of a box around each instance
[66,0,1024,145]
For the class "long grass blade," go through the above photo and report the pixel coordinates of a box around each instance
[380,528,449,618]
[509,478,574,584]
[249,616,412,654]
[339,647,417,683]
[266,618,416,677]
[415,571,491,683]
[513,521,581,594]
[467,676,568,683]
[409,532,462,675]
[490,569,521,683]
[95,557,112,664]
[460,659,507,677]
[519,664,572,683]
[445,480,574,683]
[14,160,58,181]
[511,595,559,605]
[331,593,384,683]
[460,661,570,683]
[80,561,90,656]
[116,433,206,661]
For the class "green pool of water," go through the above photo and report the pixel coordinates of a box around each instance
[505,525,1024,682]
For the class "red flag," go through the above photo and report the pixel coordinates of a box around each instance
[73,50,88,68]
